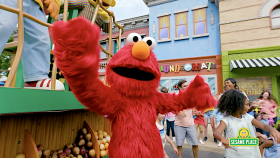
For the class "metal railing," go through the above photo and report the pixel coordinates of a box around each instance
[0,0,123,90]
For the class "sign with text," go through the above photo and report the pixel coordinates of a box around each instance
[229,128,258,147]
[159,62,216,73]
[235,77,272,101]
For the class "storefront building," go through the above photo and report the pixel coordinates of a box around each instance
[158,55,222,94]
[219,0,280,103]
[222,47,280,103]
[144,0,222,95]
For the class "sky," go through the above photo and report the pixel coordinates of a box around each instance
[110,0,149,21]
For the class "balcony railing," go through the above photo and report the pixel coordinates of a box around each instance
[0,0,124,90]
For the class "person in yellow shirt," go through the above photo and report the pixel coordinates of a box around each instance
[67,0,116,33]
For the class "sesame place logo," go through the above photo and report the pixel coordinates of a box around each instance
[229,128,258,146]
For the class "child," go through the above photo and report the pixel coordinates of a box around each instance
[213,107,224,147]
[193,109,205,144]
[161,87,176,141]
[156,113,178,158]
[261,112,270,137]
[254,113,268,146]
[255,113,263,133]
[166,112,176,141]
[160,87,168,125]
[213,89,280,158]
[259,126,280,158]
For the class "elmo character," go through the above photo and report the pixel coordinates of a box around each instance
[50,18,216,158]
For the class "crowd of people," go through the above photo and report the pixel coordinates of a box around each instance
[156,78,280,158]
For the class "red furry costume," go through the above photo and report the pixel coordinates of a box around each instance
[50,18,216,158]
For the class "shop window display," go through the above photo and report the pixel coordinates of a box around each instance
[235,77,272,102]
[159,15,170,40]
[175,12,187,38]
[170,79,183,92]
[159,79,169,91]
[159,75,217,94]
[208,77,216,96]
[193,8,207,35]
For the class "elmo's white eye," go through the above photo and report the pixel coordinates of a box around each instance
[126,33,142,45]
[142,37,156,50]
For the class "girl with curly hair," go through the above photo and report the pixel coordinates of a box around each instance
[213,89,280,158]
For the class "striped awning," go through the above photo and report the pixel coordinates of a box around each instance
[230,57,280,71]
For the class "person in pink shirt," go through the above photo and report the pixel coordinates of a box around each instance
[174,80,199,158]
[254,91,279,126]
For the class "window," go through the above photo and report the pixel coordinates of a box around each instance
[159,75,217,94]
[159,16,170,40]
[175,12,187,38]
[193,8,207,35]
[159,80,169,92]
[100,42,107,59]
[170,79,182,92]
[113,39,125,54]
[271,5,280,29]
[208,77,216,96]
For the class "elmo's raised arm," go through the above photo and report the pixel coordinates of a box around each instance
[155,76,216,114]
[49,18,117,115]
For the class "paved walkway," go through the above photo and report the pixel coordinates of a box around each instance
[164,122,225,155]
[164,145,224,158]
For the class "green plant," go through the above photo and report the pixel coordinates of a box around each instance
[0,35,13,77]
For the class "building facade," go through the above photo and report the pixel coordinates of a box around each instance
[98,15,149,80]
[144,0,222,95]
[219,0,280,102]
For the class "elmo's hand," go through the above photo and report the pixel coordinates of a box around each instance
[185,76,216,110]
[156,76,217,114]
[50,18,112,115]
[173,76,216,111]
[49,17,101,75]
[44,0,60,21]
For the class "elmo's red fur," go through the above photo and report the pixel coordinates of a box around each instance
[50,17,216,158]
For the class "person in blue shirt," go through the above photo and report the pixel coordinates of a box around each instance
[259,126,280,158]
[261,112,270,137]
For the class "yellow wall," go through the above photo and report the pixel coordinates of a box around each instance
[219,0,280,51]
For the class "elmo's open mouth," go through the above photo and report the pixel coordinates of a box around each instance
[112,67,155,81]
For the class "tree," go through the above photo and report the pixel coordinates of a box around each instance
[0,35,13,77]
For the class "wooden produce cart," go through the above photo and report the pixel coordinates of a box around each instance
[0,0,124,157]
[0,108,112,158]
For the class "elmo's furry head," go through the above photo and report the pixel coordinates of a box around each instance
[106,33,161,97]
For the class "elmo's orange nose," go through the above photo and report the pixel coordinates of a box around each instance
[132,41,150,60]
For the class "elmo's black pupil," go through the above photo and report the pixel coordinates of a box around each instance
[147,40,152,46]
[133,36,138,42]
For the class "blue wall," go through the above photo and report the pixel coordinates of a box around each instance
[149,0,220,60]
